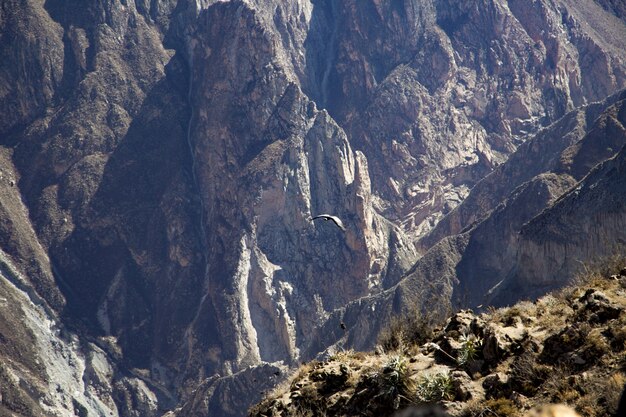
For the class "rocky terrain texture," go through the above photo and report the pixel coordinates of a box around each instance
[1,0,626,415]
[445,90,626,307]
[300,91,626,358]
[250,267,626,417]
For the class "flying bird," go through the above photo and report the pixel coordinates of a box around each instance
[311,214,346,231]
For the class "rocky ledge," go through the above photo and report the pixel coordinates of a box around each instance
[250,264,626,417]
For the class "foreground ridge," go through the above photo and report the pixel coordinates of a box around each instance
[250,264,626,417]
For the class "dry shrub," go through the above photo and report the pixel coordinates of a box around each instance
[482,398,520,417]
[488,302,535,328]
[500,307,523,327]
[509,352,550,396]
[542,366,579,403]
[287,362,317,391]
[504,302,536,326]
[299,384,320,403]
[606,314,626,352]
[329,349,367,364]
[578,328,611,365]
[461,399,523,417]
[574,372,624,417]
[534,295,571,330]
[457,400,486,417]
[378,310,435,353]
[570,254,626,286]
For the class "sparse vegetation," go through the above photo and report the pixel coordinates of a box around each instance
[415,371,454,403]
[378,310,435,354]
[481,398,520,417]
[509,351,551,395]
[0,363,45,416]
[457,333,481,366]
[250,259,626,417]
[372,355,415,410]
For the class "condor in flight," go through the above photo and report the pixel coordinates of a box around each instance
[311,214,346,231]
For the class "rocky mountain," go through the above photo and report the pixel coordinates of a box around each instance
[250,268,626,417]
[301,90,626,358]
[444,90,626,307]
[1,0,626,416]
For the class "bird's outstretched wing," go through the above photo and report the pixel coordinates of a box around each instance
[312,214,346,231]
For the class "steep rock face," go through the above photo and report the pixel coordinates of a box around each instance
[453,172,577,306]
[2,0,203,412]
[0,252,161,417]
[339,0,626,237]
[421,90,626,251]
[185,0,416,377]
[509,143,626,299]
[449,94,626,307]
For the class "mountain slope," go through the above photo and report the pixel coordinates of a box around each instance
[250,268,626,417]
[295,92,626,361]
[510,140,626,301]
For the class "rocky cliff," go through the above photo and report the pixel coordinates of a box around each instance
[301,91,626,359]
[1,0,626,416]
[250,269,626,417]
[441,91,626,307]
[512,139,626,298]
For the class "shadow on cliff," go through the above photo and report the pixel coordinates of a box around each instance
[50,52,212,376]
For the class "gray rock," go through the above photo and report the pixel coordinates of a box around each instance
[452,370,484,401]
[482,372,511,399]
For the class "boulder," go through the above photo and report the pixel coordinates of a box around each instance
[482,372,511,399]
[451,370,484,401]
[574,289,622,324]
[482,324,527,365]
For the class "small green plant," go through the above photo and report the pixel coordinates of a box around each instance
[416,371,454,403]
[367,355,416,410]
[380,355,413,407]
[458,332,482,366]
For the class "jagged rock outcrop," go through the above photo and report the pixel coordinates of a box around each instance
[180,3,417,408]
[421,89,626,251]
[251,273,626,417]
[311,92,626,356]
